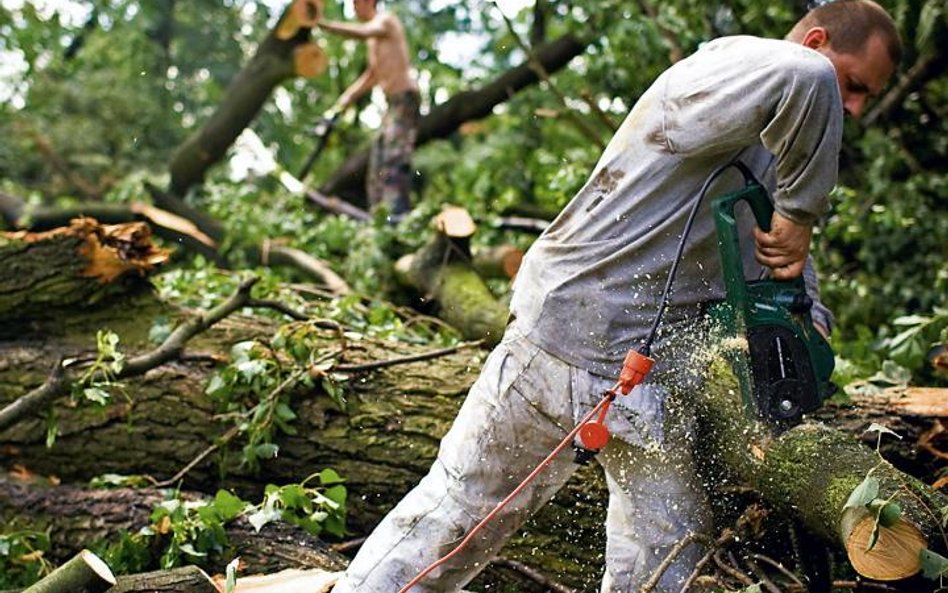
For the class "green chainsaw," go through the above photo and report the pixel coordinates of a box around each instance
[708,162,836,429]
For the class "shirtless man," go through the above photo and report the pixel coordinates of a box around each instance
[318,0,420,218]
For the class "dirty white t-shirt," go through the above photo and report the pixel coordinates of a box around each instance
[510,36,843,378]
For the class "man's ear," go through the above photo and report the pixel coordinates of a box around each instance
[801,27,829,50]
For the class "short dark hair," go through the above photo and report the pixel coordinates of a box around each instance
[790,0,902,65]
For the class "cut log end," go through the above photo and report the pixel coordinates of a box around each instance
[275,0,323,40]
[81,549,118,585]
[434,206,477,238]
[845,515,926,580]
[294,43,328,78]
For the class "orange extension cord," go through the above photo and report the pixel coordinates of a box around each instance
[395,388,619,593]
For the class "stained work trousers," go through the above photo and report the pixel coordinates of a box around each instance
[332,323,710,593]
[367,90,420,217]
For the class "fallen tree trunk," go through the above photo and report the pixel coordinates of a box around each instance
[2,226,945,589]
[698,358,948,582]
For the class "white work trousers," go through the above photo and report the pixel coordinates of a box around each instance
[332,325,710,593]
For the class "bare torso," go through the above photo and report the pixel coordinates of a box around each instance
[367,13,417,96]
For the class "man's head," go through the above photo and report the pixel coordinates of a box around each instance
[353,0,378,22]
[787,0,902,119]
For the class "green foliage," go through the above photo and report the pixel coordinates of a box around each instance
[99,479,346,574]
[0,530,52,589]
[47,329,127,447]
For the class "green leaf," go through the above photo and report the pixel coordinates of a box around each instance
[920,548,948,579]
[255,443,279,459]
[205,374,227,396]
[247,507,282,532]
[324,484,347,506]
[319,468,343,485]
[274,402,297,422]
[82,387,111,405]
[213,490,248,521]
[844,476,879,509]
[178,543,207,557]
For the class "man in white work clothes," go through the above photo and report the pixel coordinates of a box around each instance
[331,1,902,591]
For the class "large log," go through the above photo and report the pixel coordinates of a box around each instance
[698,358,948,582]
[2,227,945,589]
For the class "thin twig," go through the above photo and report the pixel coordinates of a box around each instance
[579,88,619,132]
[744,557,782,593]
[492,557,577,593]
[330,536,367,553]
[679,529,736,593]
[492,1,606,149]
[152,426,241,488]
[750,554,803,589]
[333,340,484,373]
[247,298,309,321]
[713,550,754,587]
[640,532,712,593]
[0,360,66,431]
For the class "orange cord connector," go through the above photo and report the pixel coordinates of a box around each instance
[576,347,654,452]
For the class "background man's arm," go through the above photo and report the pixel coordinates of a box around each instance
[335,68,376,112]
[318,16,388,39]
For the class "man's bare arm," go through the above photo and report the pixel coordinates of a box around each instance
[335,68,377,111]
[318,16,388,39]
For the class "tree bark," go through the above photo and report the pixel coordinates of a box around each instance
[0,218,168,334]
[320,33,589,202]
[108,566,217,593]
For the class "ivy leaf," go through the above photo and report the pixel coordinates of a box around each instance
[247,506,282,532]
[213,489,248,521]
[844,476,879,509]
[920,548,948,579]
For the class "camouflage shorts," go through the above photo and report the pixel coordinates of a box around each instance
[367,90,420,217]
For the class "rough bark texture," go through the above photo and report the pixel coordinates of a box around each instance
[697,358,948,577]
[0,219,168,335]
[320,33,589,202]
[107,566,218,593]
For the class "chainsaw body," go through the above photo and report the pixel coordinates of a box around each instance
[708,179,836,428]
